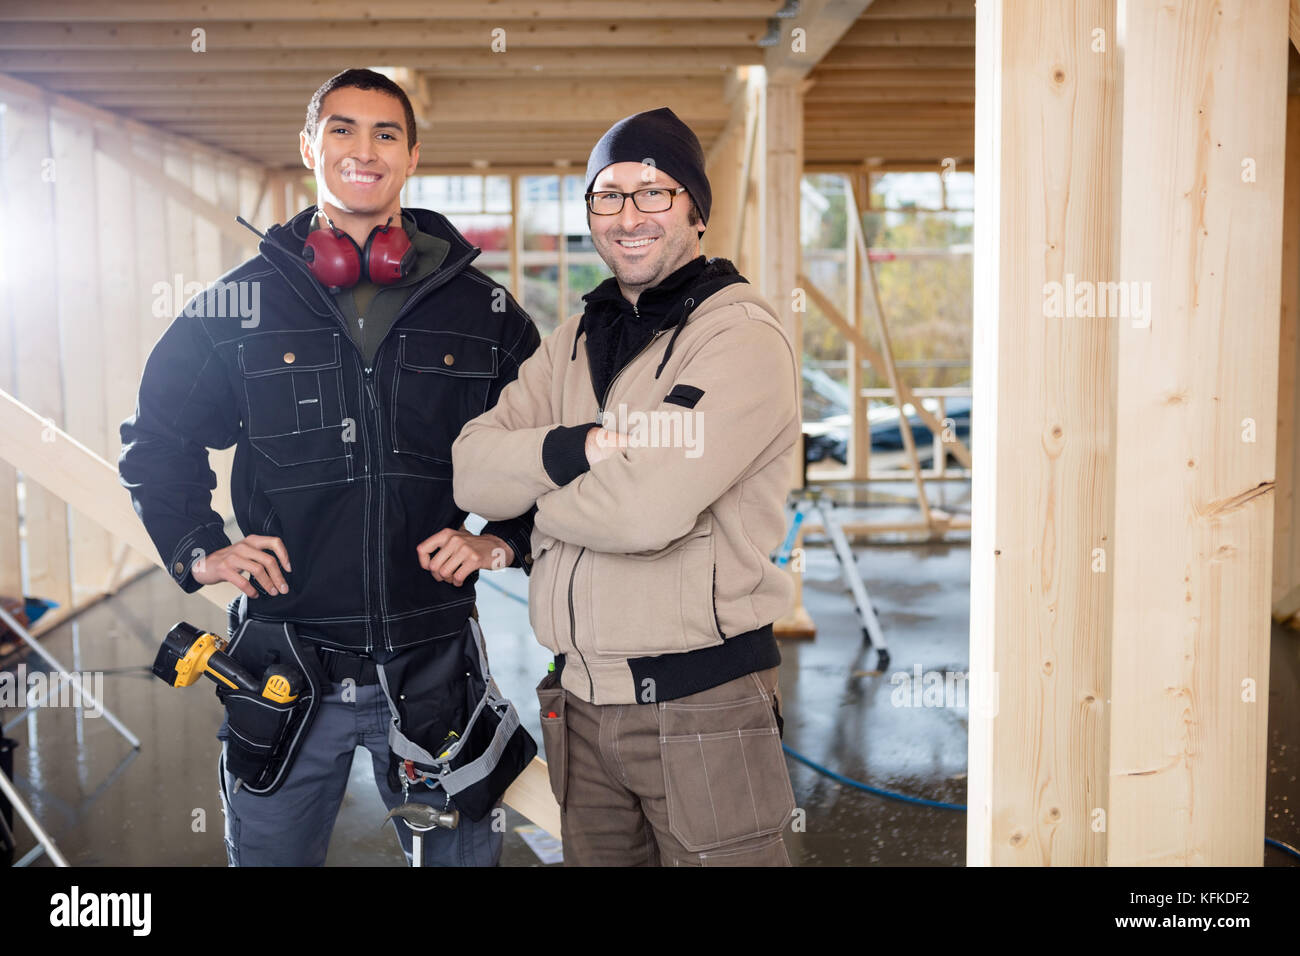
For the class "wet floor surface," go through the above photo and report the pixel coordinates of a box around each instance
[3,490,1297,866]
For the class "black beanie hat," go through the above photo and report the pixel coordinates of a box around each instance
[584,107,712,226]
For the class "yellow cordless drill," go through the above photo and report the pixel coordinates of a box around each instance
[152,621,302,703]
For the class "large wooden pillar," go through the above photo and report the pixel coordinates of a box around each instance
[1108,0,1287,866]
[969,0,1120,866]
[971,0,1289,867]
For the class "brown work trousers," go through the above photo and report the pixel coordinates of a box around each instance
[536,666,796,866]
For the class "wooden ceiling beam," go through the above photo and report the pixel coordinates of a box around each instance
[817,46,974,68]
[838,17,975,45]
[0,19,770,50]
[27,70,336,91]
[863,0,975,16]
[806,88,974,102]
[0,1,784,21]
[765,0,875,85]
[807,68,973,86]
[120,90,730,124]
[0,47,754,74]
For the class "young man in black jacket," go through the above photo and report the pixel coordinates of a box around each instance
[119,69,540,866]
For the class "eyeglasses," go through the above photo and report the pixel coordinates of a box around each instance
[585,186,687,216]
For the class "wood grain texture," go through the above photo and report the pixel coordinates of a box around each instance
[1108,0,1287,866]
[969,0,1119,866]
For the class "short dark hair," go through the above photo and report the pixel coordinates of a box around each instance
[304,69,417,152]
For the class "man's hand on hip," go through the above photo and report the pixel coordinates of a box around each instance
[190,534,291,598]
[416,529,514,586]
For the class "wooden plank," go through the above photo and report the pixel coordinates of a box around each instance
[864,0,974,16]
[0,131,18,599]
[0,386,562,839]
[799,269,973,468]
[0,1,784,20]
[838,17,975,46]
[846,175,870,480]
[133,132,172,371]
[94,135,147,589]
[766,0,875,85]
[861,254,933,526]
[191,152,236,524]
[817,46,975,70]
[49,108,114,604]
[1,91,72,610]
[95,133,258,257]
[1108,0,1287,866]
[0,48,758,75]
[968,0,1119,867]
[0,20,772,50]
[1292,0,1300,53]
[216,160,242,271]
[0,73,259,174]
[91,76,729,114]
[1275,93,1300,607]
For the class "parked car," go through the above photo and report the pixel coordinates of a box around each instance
[802,368,972,467]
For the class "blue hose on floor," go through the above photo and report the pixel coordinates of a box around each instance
[475,581,1300,863]
[782,744,1300,862]
[782,743,965,811]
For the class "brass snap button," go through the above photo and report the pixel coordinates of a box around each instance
[173,561,185,574]
[443,353,455,366]
[284,352,296,364]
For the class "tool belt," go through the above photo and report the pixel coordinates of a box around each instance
[378,616,536,822]
[217,597,324,797]
[312,645,380,686]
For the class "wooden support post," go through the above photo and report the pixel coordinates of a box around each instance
[861,255,935,529]
[509,173,523,307]
[2,91,72,610]
[49,109,113,605]
[1108,0,1287,866]
[134,133,171,373]
[969,0,1120,866]
[1274,92,1300,609]
[763,73,813,640]
[799,271,973,471]
[848,172,872,480]
[270,170,287,225]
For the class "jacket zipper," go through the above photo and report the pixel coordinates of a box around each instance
[567,548,593,702]
[595,327,668,421]
[567,322,670,701]
[258,236,479,652]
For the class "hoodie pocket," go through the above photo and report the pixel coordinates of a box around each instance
[586,512,723,658]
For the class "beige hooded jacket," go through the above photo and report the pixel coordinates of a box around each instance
[451,279,799,704]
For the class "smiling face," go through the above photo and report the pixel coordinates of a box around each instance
[588,161,704,304]
[299,86,419,237]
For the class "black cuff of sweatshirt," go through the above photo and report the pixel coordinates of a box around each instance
[542,423,594,487]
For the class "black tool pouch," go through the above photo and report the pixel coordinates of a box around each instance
[217,601,324,797]
[378,617,537,822]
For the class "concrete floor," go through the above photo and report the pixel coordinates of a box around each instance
[3,481,1297,866]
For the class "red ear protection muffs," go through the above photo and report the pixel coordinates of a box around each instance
[301,212,416,292]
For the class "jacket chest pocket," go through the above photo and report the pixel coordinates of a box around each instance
[239,331,351,469]
[390,331,498,464]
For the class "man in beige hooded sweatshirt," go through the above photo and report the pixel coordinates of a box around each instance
[452,108,801,866]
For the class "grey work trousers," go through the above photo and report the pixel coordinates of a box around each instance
[217,677,502,867]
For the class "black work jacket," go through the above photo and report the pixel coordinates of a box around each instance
[119,206,540,652]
